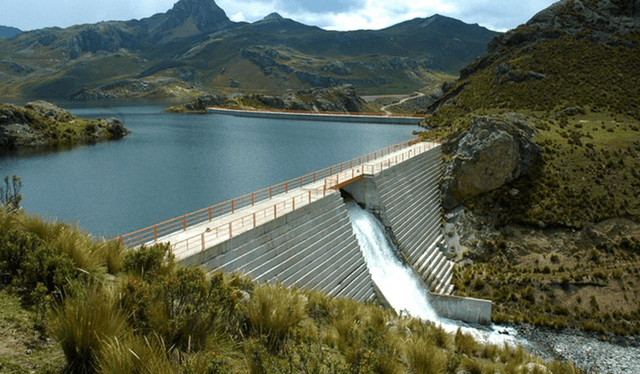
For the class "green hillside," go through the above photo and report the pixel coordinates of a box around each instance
[423,0,640,336]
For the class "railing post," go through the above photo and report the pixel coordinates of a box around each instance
[252,192,255,206]
[330,166,333,176]
[300,176,303,187]
[340,163,343,172]
[183,215,187,231]
[313,172,316,182]
[231,199,235,214]
[350,160,353,168]
[285,181,288,193]
[119,236,124,246]
[153,225,158,241]
[269,187,273,199]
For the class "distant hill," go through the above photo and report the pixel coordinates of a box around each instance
[0,0,498,101]
[0,26,21,39]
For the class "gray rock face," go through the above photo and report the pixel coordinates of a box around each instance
[155,0,232,33]
[462,0,640,80]
[492,0,640,53]
[184,93,228,111]
[441,114,540,209]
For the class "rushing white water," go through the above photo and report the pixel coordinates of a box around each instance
[345,199,520,346]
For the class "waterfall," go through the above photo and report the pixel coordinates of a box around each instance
[345,199,520,346]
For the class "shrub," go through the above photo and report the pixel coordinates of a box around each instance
[158,267,222,352]
[97,333,176,374]
[454,328,479,356]
[123,243,174,280]
[0,229,75,304]
[247,283,306,353]
[406,335,447,374]
[54,283,129,373]
[102,240,125,274]
[19,214,102,270]
[0,175,23,212]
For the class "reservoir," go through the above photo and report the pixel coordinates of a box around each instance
[0,105,418,237]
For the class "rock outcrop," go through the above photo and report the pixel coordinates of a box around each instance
[0,101,129,150]
[461,0,640,79]
[251,85,366,113]
[441,114,540,209]
[168,84,366,114]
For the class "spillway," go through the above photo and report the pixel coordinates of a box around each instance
[345,199,520,346]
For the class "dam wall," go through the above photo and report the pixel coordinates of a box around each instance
[180,191,376,303]
[342,145,454,295]
[207,107,423,125]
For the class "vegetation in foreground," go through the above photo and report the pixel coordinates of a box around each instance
[0,202,581,374]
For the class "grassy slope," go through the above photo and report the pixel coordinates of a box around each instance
[420,14,640,336]
[0,208,581,374]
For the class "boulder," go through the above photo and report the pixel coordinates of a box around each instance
[441,114,540,209]
[101,118,129,139]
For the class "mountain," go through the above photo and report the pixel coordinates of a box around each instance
[426,0,640,337]
[0,0,498,101]
[0,26,21,39]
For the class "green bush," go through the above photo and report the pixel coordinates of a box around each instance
[247,283,305,353]
[406,336,447,374]
[123,243,174,280]
[54,283,129,374]
[97,333,176,374]
[0,228,75,304]
[119,268,244,354]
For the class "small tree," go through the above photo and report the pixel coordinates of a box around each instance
[1,175,23,212]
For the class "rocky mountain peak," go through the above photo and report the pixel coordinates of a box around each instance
[159,0,232,33]
[490,0,640,53]
[0,25,22,39]
[461,0,640,79]
[262,13,284,21]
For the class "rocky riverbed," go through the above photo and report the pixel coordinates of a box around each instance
[517,325,640,374]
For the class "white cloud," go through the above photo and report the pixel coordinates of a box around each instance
[229,12,246,22]
[2,0,558,33]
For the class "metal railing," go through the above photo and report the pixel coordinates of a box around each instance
[170,185,329,257]
[323,141,437,190]
[116,138,423,249]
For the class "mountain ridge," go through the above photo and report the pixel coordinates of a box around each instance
[0,25,21,39]
[0,0,498,101]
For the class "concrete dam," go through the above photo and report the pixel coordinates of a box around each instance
[118,140,491,324]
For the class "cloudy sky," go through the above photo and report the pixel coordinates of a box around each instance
[3,0,557,33]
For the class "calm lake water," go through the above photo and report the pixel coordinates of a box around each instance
[0,106,418,237]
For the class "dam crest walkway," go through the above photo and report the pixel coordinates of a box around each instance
[116,139,459,306]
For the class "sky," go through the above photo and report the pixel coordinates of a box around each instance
[1,0,558,33]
